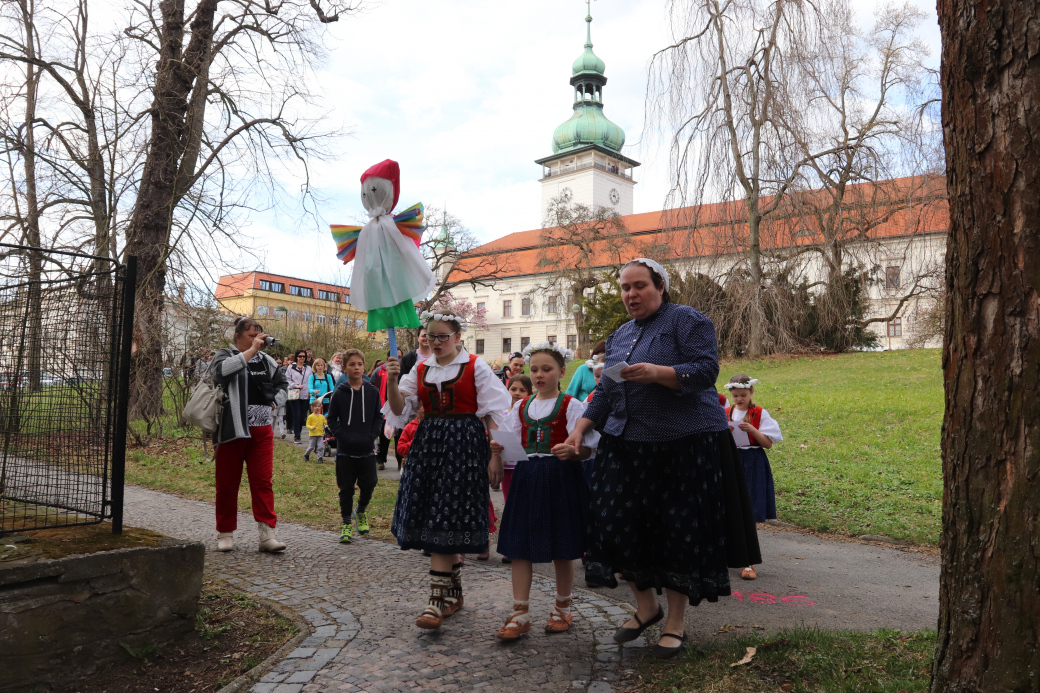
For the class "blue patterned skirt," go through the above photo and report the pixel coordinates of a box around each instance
[497,454,589,562]
[584,430,762,605]
[738,447,776,523]
[391,416,490,554]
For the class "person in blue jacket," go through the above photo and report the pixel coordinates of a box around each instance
[565,340,606,401]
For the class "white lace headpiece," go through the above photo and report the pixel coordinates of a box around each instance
[420,310,468,333]
[523,341,575,364]
[624,257,670,291]
[723,378,759,390]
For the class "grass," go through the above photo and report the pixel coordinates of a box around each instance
[125,436,399,540]
[636,627,936,693]
[716,349,943,545]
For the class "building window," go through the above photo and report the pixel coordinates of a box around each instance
[256,305,269,317]
[502,338,512,354]
[567,335,577,350]
[270,281,284,293]
[503,300,512,318]
[887,318,903,337]
[885,266,901,289]
[330,316,339,326]
[521,297,531,316]
[355,318,366,329]
[584,288,596,301]
[328,291,338,302]
[547,334,557,345]
[317,314,326,325]
[302,312,313,322]
[547,296,558,313]
[301,287,313,298]
[289,310,299,320]
[476,301,485,312]
[259,280,271,291]
[317,290,328,301]
[476,339,485,354]
[290,285,301,296]
[520,336,530,351]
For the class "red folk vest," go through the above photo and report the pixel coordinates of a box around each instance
[416,354,480,418]
[726,406,762,430]
[519,393,573,455]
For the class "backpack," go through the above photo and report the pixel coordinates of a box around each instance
[183,378,224,434]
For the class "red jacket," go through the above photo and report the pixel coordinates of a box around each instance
[396,418,420,458]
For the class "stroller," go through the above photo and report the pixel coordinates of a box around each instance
[318,390,337,460]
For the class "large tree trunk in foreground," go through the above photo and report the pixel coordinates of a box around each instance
[932,1,1040,690]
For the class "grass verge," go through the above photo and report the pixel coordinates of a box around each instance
[636,627,936,693]
[126,436,399,541]
[716,349,942,545]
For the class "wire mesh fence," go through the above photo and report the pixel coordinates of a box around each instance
[0,244,135,535]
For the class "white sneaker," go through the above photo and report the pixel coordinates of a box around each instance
[257,522,286,552]
[216,532,234,552]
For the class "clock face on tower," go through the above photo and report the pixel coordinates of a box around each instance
[561,187,573,202]
[609,188,620,205]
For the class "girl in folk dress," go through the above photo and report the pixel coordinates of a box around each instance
[493,343,598,640]
[384,311,511,631]
[724,373,783,581]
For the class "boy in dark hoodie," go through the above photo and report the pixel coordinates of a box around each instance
[326,349,382,544]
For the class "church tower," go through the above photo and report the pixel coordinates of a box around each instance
[537,4,640,224]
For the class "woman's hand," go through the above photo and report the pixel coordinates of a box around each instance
[242,333,269,360]
[551,443,578,460]
[385,357,401,380]
[620,363,680,390]
[488,455,504,487]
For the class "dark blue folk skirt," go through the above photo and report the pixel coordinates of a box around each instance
[738,446,776,523]
[584,430,762,606]
[496,454,589,562]
[391,416,490,554]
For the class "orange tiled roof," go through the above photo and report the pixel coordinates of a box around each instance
[215,271,351,300]
[452,176,947,281]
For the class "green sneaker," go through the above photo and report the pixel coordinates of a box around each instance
[353,509,370,535]
[338,524,352,544]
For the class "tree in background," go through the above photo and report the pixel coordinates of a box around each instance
[932,0,1040,689]
[578,274,628,345]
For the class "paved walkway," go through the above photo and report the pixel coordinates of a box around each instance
[125,441,939,693]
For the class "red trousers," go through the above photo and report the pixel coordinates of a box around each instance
[215,425,277,532]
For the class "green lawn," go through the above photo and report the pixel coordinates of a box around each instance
[638,627,936,693]
[717,349,943,545]
[126,437,399,541]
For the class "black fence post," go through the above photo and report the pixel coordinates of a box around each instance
[111,256,136,534]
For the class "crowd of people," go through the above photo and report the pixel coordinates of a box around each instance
[202,257,784,659]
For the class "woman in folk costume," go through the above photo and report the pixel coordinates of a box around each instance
[492,342,599,639]
[383,311,512,631]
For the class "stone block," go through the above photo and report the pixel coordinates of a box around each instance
[0,539,204,691]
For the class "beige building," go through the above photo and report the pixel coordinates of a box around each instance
[215,271,367,333]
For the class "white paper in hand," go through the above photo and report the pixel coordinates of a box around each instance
[601,361,630,382]
[728,420,751,447]
[490,428,529,463]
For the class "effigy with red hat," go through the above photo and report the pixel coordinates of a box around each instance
[330,159,435,353]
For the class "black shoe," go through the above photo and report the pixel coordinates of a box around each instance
[613,606,664,643]
[651,632,687,659]
[501,556,512,564]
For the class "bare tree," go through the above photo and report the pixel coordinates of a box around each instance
[932,0,1040,689]
[538,193,629,355]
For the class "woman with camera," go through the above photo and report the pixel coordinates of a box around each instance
[211,318,289,553]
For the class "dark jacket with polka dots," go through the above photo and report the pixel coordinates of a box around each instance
[584,302,727,441]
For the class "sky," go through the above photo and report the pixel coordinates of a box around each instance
[242,0,943,290]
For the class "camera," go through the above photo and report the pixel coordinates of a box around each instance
[263,336,280,347]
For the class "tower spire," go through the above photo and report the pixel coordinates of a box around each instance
[586,0,593,47]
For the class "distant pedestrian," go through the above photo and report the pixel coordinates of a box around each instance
[565,340,606,401]
[724,374,783,581]
[329,352,344,381]
[326,349,381,544]
[285,350,312,441]
[303,399,327,462]
[308,358,336,405]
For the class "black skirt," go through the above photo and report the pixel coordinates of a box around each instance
[496,454,589,562]
[391,416,491,554]
[584,430,762,606]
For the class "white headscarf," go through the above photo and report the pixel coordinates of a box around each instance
[624,257,670,291]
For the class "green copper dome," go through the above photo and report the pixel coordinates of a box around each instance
[552,104,625,153]
[572,15,605,77]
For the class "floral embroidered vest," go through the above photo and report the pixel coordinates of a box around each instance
[519,393,573,455]
[416,354,479,418]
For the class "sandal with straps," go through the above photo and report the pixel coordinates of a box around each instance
[496,608,531,641]
[545,604,573,633]
[415,603,444,630]
[741,566,757,580]
[613,606,664,643]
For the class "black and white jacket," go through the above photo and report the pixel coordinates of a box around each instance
[211,346,287,445]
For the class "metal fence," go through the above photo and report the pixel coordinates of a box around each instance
[0,244,136,535]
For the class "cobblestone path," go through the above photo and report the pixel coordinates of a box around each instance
[124,486,636,693]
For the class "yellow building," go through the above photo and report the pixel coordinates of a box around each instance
[215,271,368,335]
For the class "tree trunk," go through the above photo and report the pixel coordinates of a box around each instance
[932,1,1040,690]
[746,206,765,357]
[19,0,42,392]
[123,0,218,421]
